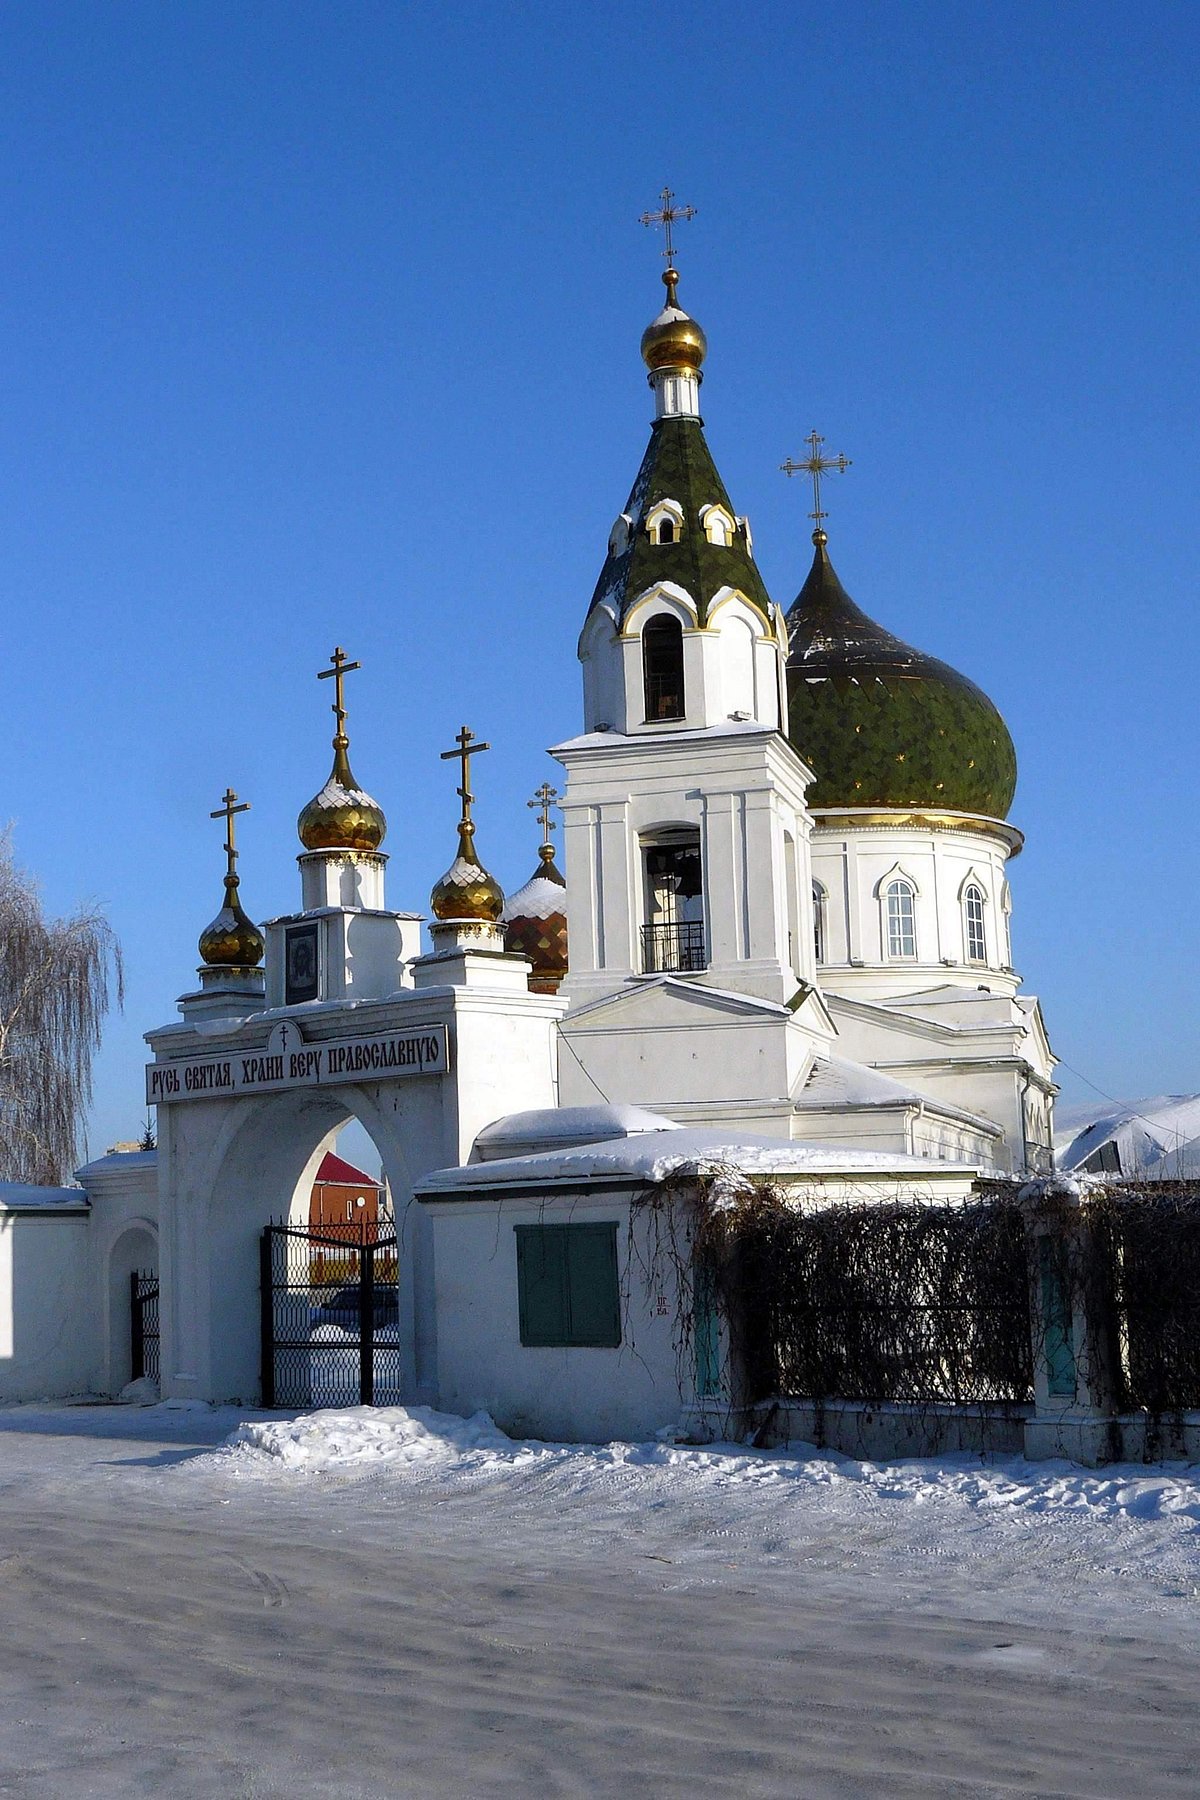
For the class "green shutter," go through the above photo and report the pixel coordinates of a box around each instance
[565,1225,621,1348]
[1038,1238,1076,1399]
[516,1226,568,1346]
[515,1223,621,1348]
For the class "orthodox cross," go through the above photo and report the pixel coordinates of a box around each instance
[440,725,491,826]
[781,432,852,535]
[639,186,697,265]
[210,787,250,876]
[528,781,559,849]
[318,645,361,738]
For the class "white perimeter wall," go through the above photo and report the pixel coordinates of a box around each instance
[0,1211,93,1400]
[427,1190,694,1444]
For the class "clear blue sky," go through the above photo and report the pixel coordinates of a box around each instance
[2,1,1196,1157]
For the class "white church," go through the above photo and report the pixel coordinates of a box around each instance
[0,246,1063,1443]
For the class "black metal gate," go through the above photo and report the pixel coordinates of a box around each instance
[130,1270,160,1383]
[260,1215,401,1407]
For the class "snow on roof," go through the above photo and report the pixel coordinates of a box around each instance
[500,875,567,923]
[422,1127,974,1195]
[0,1183,88,1211]
[471,1105,678,1163]
[75,1150,157,1179]
[799,1056,1001,1135]
[1057,1096,1200,1179]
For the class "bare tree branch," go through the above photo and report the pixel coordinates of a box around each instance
[0,832,123,1184]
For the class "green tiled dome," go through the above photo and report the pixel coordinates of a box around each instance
[785,535,1017,818]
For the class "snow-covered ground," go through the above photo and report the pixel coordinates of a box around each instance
[0,1400,1199,1794]
[215,1403,1200,1634]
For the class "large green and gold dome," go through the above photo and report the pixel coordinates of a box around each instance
[785,533,1017,818]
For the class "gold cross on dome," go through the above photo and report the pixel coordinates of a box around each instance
[528,782,559,847]
[317,645,361,739]
[781,431,852,534]
[440,725,491,826]
[639,186,697,265]
[210,787,250,874]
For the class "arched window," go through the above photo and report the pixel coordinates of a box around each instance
[884,878,917,959]
[812,880,827,964]
[642,832,705,972]
[657,518,675,545]
[642,614,685,721]
[964,882,987,964]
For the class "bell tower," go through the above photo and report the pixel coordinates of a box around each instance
[556,215,824,1018]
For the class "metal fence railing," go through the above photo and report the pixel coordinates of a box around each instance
[641,920,706,974]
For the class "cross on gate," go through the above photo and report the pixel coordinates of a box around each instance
[440,725,491,826]
[781,431,852,536]
[210,787,250,874]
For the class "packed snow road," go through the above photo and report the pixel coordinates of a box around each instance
[0,1404,1198,1796]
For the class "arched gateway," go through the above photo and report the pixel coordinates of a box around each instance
[145,665,562,1405]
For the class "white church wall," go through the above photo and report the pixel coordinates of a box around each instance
[810,820,1018,996]
[426,1189,692,1443]
[0,1203,93,1400]
[77,1150,160,1394]
[557,725,816,1007]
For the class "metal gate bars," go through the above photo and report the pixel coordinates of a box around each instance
[130,1270,160,1383]
[260,1218,401,1408]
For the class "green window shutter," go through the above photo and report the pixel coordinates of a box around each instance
[516,1226,568,1346]
[515,1223,621,1348]
[565,1225,621,1349]
[1038,1237,1076,1399]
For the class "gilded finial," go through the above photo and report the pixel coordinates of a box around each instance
[782,432,852,544]
[198,788,264,967]
[430,725,504,922]
[297,645,387,852]
[639,187,707,376]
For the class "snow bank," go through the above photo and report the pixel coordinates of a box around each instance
[221,1404,1200,1530]
[228,1405,523,1473]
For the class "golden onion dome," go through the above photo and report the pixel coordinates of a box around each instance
[640,268,708,373]
[297,739,387,853]
[430,822,504,922]
[198,873,264,968]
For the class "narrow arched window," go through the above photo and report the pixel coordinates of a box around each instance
[885,878,916,959]
[642,615,685,721]
[657,518,676,545]
[964,882,987,964]
[812,880,827,964]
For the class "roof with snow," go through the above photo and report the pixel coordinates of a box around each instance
[1056,1096,1200,1180]
[0,1183,88,1212]
[421,1125,975,1197]
[799,1055,1001,1135]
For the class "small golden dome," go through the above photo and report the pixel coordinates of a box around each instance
[297,741,387,853]
[641,268,708,372]
[198,874,264,968]
[430,822,504,922]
